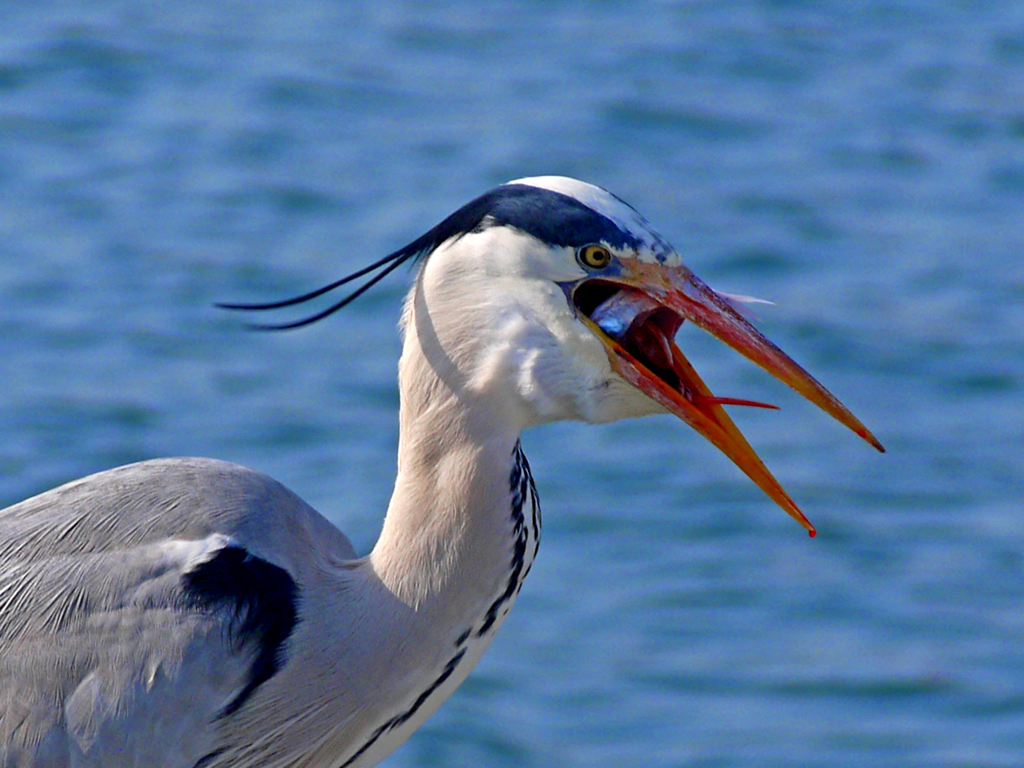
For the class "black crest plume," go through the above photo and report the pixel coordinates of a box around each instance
[214,186,506,330]
[216,244,427,330]
[216,182,629,330]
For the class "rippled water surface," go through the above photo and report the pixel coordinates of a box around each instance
[2,1,1023,766]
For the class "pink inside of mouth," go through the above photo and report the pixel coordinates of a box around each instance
[588,286,776,410]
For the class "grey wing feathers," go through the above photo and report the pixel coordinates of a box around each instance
[0,458,355,767]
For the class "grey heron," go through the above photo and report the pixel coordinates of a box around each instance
[0,176,883,767]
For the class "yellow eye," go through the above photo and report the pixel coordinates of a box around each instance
[577,244,612,270]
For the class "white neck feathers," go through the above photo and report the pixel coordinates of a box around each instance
[368,250,541,620]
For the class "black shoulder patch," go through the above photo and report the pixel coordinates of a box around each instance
[182,545,300,717]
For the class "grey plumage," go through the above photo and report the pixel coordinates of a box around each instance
[1,458,353,767]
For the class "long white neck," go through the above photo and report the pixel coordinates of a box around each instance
[368,266,540,631]
[322,279,540,768]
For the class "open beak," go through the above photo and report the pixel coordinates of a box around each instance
[572,260,884,536]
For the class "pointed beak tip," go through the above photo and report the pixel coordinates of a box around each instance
[855,427,885,453]
[583,263,884,536]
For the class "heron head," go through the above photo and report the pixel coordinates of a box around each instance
[219,176,883,533]
[412,176,883,534]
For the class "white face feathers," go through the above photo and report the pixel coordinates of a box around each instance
[406,179,680,429]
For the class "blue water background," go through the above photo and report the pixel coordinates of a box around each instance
[2,1,1023,766]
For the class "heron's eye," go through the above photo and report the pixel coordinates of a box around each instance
[577,244,612,270]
